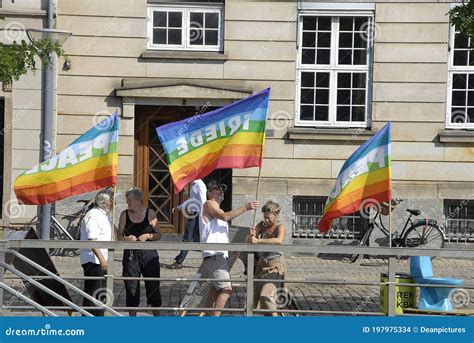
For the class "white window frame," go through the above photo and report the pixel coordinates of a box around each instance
[147,5,223,51]
[446,25,474,129]
[295,11,374,128]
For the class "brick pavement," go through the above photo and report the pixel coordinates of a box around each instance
[3,251,474,316]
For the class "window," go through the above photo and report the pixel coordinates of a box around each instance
[292,196,368,239]
[296,15,373,127]
[447,27,474,128]
[444,200,474,242]
[147,6,223,51]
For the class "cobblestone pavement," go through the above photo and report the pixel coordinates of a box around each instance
[3,250,474,316]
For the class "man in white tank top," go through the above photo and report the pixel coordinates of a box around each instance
[200,180,259,316]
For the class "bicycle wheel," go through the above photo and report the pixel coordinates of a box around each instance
[402,222,445,249]
[48,223,63,256]
[350,225,372,263]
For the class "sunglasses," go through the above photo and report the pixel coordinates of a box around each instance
[210,184,227,193]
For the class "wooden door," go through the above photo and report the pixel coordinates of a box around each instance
[134,105,232,234]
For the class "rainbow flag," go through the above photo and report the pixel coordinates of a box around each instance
[318,122,392,232]
[14,112,119,205]
[156,88,270,192]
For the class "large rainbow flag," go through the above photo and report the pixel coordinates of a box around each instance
[318,122,392,232]
[14,112,119,205]
[156,88,270,192]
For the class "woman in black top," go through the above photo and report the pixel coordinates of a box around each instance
[118,187,162,316]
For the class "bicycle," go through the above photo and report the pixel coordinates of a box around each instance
[350,199,446,263]
[13,199,93,256]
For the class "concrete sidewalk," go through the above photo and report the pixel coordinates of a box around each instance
[3,251,473,316]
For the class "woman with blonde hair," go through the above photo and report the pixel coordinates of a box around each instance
[246,200,287,316]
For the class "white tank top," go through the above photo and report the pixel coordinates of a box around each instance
[199,213,229,258]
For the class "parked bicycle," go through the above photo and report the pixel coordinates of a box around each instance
[350,199,446,263]
[15,199,93,256]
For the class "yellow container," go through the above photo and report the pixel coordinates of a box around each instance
[380,273,416,315]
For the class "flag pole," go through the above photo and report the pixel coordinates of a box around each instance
[111,184,117,241]
[251,167,262,229]
[388,196,392,248]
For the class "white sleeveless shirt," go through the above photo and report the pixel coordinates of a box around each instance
[199,212,229,258]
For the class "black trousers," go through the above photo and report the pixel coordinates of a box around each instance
[122,250,162,308]
[81,262,106,316]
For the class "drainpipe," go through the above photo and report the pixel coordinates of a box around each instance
[39,0,55,239]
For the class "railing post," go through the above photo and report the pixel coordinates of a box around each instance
[246,253,254,317]
[387,256,396,317]
[0,248,5,316]
[105,249,115,316]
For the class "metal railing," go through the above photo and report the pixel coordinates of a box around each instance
[1,239,474,317]
[292,214,366,239]
[444,218,474,243]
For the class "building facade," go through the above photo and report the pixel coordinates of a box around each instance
[2,0,473,244]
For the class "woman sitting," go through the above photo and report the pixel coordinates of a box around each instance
[246,201,287,316]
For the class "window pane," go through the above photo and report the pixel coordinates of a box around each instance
[354,35,366,49]
[453,74,467,89]
[468,108,474,123]
[316,89,329,105]
[190,12,204,27]
[337,90,351,105]
[301,72,315,87]
[153,11,167,27]
[168,12,182,28]
[470,74,474,86]
[317,32,331,48]
[455,33,470,48]
[353,49,367,65]
[338,73,351,88]
[303,32,316,47]
[337,106,350,121]
[301,89,315,104]
[168,28,182,44]
[318,17,331,31]
[205,30,218,45]
[189,29,203,45]
[451,108,466,123]
[352,106,365,121]
[340,17,353,31]
[339,33,353,48]
[315,106,329,121]
[470,51,474,66]
[352,73,366,88]
[468,91,474,106]
[452,91,466,106]
[338,49,352,64]
[153,28,166,44]
[354,17,368,31]
[454,50,468,66]
[303,17,317,31]
[205,13,219,28]
[316,73,330,87]
[300,105,314,120]
[352,90,365,105]
[302,49,315,64]
[316,49,330,64]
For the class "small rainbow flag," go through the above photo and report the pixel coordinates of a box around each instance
[319,122,392,232]
[156,88,270,192]
[14,112,119,205]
